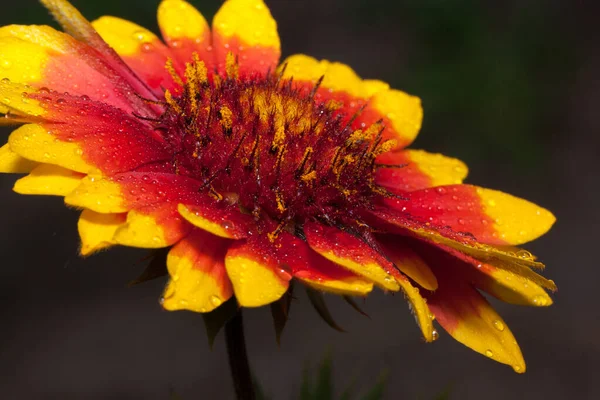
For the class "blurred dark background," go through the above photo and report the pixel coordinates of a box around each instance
[0,0,598,398]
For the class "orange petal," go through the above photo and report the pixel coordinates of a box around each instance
[0,143,37,173]
[224,239,290,307]
[162,230,233,313]
[157,0,214,67]
[376,149,468,192]
[92,16,181,93]
[178,202,252,239]
[425,273,526,373]
[372,208,557,292]
[77,209,127,256]
[384,184,555,246]
[65,175,126,213]
[304,221,400,291]
[379,236,438,291]
[9,124,95,174]
[113,204,192,248]
[265,231,374,296]
[212,0,281,76]
[13,164,84,196]
[0,25,150,113]
[395,273,435,342]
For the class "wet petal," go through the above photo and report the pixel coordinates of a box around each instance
[379,236,438,291]
[92,16,181,93]
[224,239,290,307]
[384,184,555,246]
[395,273,435,342]
[9,124,94,174]
[178,203,253,239]
[372,208,557,292]
[304,221,400,291]
[0,143,37,173]
[0,25,152,113]
[113,203,192,248]
[13,164,84,196]
[212,0,281,76]
[77,209,127,256]
[425,272,526,372]
[280,54,421,149]
[376,149,468,192]
[270,232,374,296]
[162,229,233,313]
[157,0,214,67]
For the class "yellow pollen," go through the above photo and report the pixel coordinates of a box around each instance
[219,106,233,131]
[165,58,184,87]
[164,89,182,114]
[225,51,239,80]
[300,170,317,182]
[375,139,398,155]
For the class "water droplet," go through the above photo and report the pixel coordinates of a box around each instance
[210,295,222,307]
[532,295,548,306]
[493,320,505,331]
[485,349,494,358]
[432,330,439,341]
[516,250,533,260]
[513,365,523,373]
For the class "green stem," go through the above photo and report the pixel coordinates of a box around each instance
[225,310,256,400]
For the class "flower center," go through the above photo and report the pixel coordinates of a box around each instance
[158,54,397,235]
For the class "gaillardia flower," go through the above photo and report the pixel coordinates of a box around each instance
[0,0,555,372]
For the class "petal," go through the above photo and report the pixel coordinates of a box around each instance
[360,89,423,149]
[0,143,37,173]
[269,232,374,296]
[0,25,152,113]
[224,239,290,307]
[372,208,557,292]
[77,209,127,256]
[212,0,281,76]
[9,124,94,173]
[280,55,422,149]
[395,273,435,342]
[113,204,192,248]
[418,242,553,307]
[13,164,84,196]
[425,272,526,372]
[157,0,214,67]
[178,203,253,239]
[92,16,181,93]
[375,149,468,192]
[303,221,400,291]
[384,184,555,246]
[0,77,45,117]
[379,236,438,291]
[162,229,233,313]
[29,92,171,175]
[66,173,205,213]
[39,0,160,108]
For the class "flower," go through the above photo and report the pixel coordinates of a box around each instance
[0,0,556,372]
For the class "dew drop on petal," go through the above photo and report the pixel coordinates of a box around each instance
[432,329,439,341]
[485,349,494,358]
[210,295,222,307]
[493,320,505,331]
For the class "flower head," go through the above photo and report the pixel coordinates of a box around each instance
[0,0,556,372]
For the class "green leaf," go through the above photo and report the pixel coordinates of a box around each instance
[343,296,370,319]
[271,282,294,346]
[201,297,238,348]
[128,248,169,287]
[434,384,453,400]
[253,374,270,400]
[313,351,333,400]
[359,370,388,400]
[306,288,345,332]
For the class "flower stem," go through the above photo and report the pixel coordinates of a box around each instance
[225,310,256,400]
